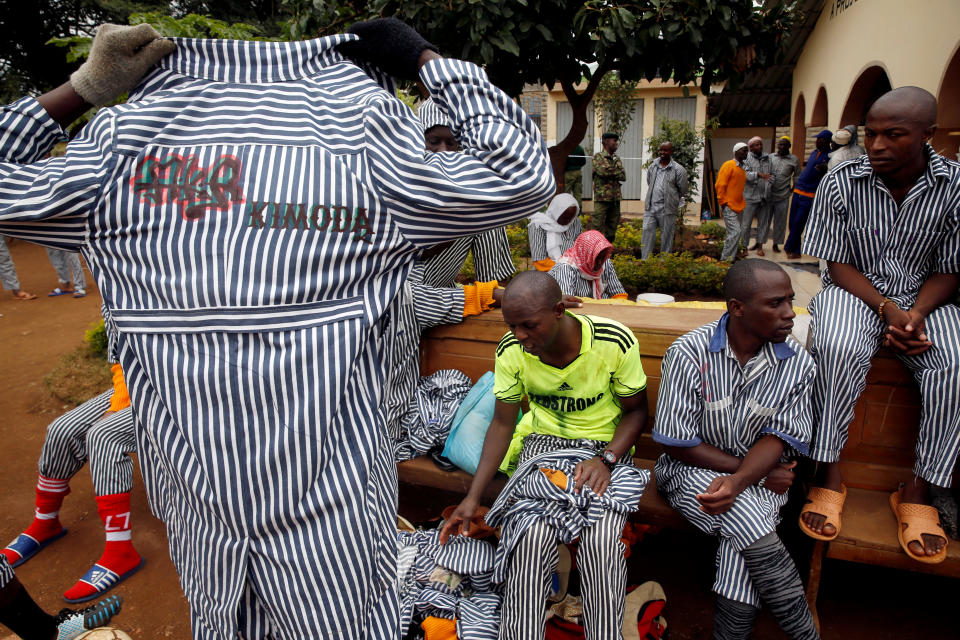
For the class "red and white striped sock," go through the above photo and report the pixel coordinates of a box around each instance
[63,492,141,602]
[1,476,69,565]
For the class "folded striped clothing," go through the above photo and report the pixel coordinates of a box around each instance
[485,441,649,585]
[394,369,473,464]
[397,529,501,640]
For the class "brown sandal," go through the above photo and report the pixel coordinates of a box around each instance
[799,485,846,541]
[890,487,948,564]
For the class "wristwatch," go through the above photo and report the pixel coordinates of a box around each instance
[600,449,618,469]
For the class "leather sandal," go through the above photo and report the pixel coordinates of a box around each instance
[799,485,846,541]
[890,486,948,564]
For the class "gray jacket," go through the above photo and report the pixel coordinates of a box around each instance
[743,152,773,203]
[644,159,688,216]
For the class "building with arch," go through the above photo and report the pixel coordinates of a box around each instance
[792,0,960,159]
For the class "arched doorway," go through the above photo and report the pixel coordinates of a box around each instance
[793,94,806,156]
[840,65,892,126]
[933,43,960,159]
[810,87,828,126]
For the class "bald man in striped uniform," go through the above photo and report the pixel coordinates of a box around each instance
[800,87,960,563]
[416,99,517,289]
[0,19,554,640]
[653,259,819,640]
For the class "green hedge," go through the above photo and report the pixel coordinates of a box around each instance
[612,252,727,296]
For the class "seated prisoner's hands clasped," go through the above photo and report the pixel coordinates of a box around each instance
[438,496,479,544]
[337,17,439,81]
[763,460,797,495]
[884,307,931,356]
[71,23,176,106]
[574,457,611,497]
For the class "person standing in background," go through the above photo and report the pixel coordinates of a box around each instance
[740,136,773,257]
[642,141,688,260]
[591,132,626,242]
[763,136,801,254]
[716,143,749,262]
[564,143,587,208]
[784,130,832,259]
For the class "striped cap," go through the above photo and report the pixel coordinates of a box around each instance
[418,98,450,131]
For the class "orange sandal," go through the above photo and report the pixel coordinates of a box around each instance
[889,487,948,564]
[799,485,846,541]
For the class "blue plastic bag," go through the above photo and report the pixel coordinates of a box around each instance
[441,372,496,475]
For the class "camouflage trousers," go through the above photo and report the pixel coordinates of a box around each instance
[590,200,620,243]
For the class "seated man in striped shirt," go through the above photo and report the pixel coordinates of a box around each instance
[652,259,819,640]
[440,270,649,640]
[800,87,959,563]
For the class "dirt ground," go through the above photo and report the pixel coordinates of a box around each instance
[2,238,957,639]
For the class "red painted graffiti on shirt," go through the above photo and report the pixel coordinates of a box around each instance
[131,154,244,220]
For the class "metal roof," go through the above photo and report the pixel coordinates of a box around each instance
[710,0,824,127]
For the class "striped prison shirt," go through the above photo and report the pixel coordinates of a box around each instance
[803,145,960,309]
[548,259,627,299]
[652,315,815,605]
[0,35,554,639]
[420,227,515,288]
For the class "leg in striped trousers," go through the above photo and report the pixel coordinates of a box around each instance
[500,510,628,640]
[809,287,960,487]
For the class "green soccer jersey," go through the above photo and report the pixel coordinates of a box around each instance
[494,312,647,472]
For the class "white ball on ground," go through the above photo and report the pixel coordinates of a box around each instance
[77,628,133,640]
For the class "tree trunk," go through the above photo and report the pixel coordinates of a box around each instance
[546,62,613,194]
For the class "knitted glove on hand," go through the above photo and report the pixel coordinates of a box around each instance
[70,23,176,106]
[337,17,439,81]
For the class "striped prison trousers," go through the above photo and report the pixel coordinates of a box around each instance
[38,390,136,496]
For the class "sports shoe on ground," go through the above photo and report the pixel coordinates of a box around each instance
[54,595,123,640]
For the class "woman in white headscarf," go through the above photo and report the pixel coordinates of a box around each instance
[527,192,582,271]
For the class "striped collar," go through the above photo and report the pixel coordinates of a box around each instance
[156,35,359,83]
[708,313,796,360]
[847,144,949,186]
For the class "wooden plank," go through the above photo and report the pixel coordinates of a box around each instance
[825,486,960,577]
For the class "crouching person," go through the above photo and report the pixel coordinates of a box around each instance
[440,270,649,640]
[652,259,820,640]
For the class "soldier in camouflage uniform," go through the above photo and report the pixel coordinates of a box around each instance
[591,132,626,242]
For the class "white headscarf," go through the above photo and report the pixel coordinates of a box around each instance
[528,193,579,260]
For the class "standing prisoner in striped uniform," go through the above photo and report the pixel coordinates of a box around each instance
[0,18,554,639]
[652,259,819,640]
[799,87,959,564]
[417,98,517,289]
[2,309,141,604]
[441,271,649,640]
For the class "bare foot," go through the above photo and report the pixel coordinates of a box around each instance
[12,289,37,300]
[800,464,844,537]
[900,479,947,557]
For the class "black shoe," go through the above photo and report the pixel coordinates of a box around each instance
[54,595,123,640]
[772,244,780,253]
[749,243,761,250]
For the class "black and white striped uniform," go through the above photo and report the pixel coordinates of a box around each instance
[0,37,554,639]
[38,306,136,496]
[652,316,815,606]
[420,228,515,288]
[528,217,582,264]
[0,555,12,590]
[803,148,960,487]
[383,262,463,452]
[39,392,136,497]
[548,259,627,299]
[486,435,647,640]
